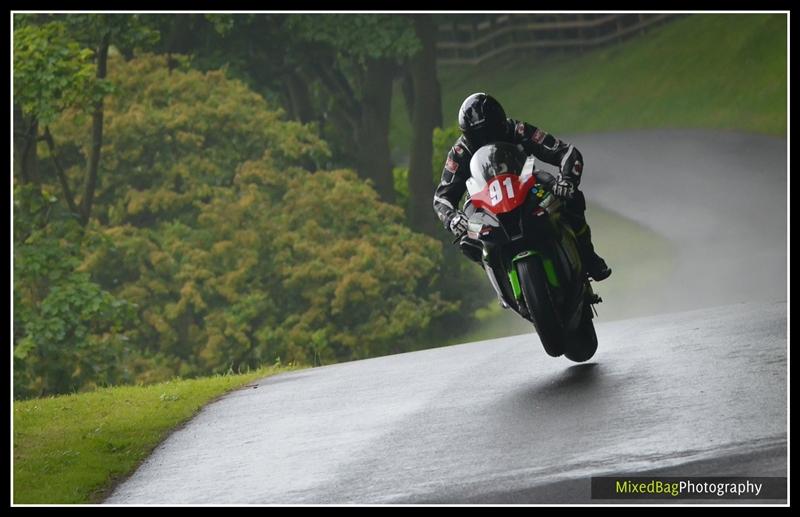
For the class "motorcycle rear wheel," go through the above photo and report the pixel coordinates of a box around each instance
[564,309,598,362]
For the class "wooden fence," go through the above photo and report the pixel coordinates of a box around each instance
[436,14,677,66]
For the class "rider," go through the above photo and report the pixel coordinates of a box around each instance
[433,92,611,281]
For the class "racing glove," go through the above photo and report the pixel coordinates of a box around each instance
[448,211,469,236]
[552,178,576,199]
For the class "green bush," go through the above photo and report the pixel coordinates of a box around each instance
[13,185,136,399]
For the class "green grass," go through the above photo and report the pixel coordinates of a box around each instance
[13,364,301,504]
[391,13,787,160]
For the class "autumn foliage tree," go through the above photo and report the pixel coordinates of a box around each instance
[13,11,476,398]
[16,53,459,395]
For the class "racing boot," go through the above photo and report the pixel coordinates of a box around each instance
[575,223,612,281]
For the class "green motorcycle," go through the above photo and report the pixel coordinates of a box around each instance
[461,142,602,362]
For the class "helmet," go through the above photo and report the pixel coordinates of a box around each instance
[458,93,507,150]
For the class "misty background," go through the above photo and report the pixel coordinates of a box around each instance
[13,13,787,399]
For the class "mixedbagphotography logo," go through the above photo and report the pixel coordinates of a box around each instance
[591,477,788,500]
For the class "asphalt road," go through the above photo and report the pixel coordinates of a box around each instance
[575,129,786,316]
[107,301,786,504]
[106,130,787,504]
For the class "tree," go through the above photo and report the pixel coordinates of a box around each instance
[406,15,444,234]
[63,15,160,225]
[49,54,456,381]
[48,54,330,228]
[284,15,421,204]
[13,16,164,398]
[13,14,159,225]
[13,20,102,190]
[13,184,136,398]
[152,15,319,126]
[151,14,449,217]
[13,18,476,397]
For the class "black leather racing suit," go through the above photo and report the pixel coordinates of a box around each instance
[433,119,588,262]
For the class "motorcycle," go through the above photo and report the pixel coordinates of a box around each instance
[458,142,602,362]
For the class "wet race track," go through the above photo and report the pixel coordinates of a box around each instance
[107,130,787,504]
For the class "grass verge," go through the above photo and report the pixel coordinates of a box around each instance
[13,364,301,504]
[391,13,787,161]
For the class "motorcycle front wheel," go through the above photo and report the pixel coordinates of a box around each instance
[516,257,566,357]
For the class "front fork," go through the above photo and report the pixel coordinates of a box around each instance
[508,250,560,299]
[484,245,601,325]
[482,249,560,318]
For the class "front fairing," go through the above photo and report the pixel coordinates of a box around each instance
[465,146,536,198]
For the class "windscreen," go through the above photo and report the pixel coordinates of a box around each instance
[466,143,527,197]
